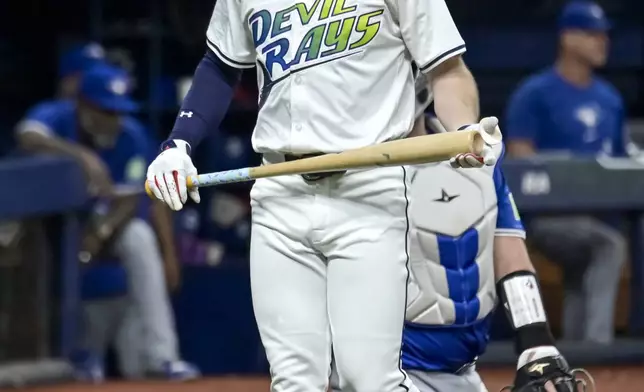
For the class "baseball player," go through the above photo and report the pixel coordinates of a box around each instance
[146,0,499,390]
[330,83,591,392]
[404,115,587,392]
[505,1,626,345]
[15,64,198,381]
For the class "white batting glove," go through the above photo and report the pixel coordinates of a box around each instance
[146,139,200,211]
[450,116,501,169]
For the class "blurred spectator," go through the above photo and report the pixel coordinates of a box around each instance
[14,64,199,380]
[504,1,626,344]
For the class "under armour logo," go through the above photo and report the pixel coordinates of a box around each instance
[434,189,459,203]
[528,363,550,375]
[180,111,193,118]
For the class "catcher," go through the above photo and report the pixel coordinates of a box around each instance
[403,87,594,392]
[330,77,594,392]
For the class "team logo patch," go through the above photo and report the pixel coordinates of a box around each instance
[109,78,128,95]
[125,157,146,182]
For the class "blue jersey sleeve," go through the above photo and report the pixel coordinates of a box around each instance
[116,118,154,186]
[505,79,542,143]
[16,100,75,139]
[113,118,154,221]
[493,146,526,237]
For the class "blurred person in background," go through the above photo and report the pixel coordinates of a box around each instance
[504,1,626,344]
[14,63,199,380]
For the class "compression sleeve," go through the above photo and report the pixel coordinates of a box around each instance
[166,48,242,150]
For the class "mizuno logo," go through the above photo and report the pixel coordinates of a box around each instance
[179,111,193,118]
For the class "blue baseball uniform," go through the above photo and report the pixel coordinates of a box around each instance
[505,67,625,156]
[18,99,152,299]
[17,63,199,380]
[503,41,627,347]
[504,1,626,346]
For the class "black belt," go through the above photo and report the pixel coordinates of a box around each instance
[283,153,346,181]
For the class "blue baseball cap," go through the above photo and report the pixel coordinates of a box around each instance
[558,1,611,32]
[58,42,107,78]
[79,65,139,113]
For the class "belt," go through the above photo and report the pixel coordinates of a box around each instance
[283,153,346,181]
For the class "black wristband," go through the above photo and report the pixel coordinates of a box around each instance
[497,270,556,354]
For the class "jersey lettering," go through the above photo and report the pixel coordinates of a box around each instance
[249,0,383,79]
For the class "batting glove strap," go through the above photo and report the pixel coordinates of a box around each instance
[160,139,191,155]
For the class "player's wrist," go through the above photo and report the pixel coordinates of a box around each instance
[497,270,556,355]
[517,346,560,369]
[160,139,191,155]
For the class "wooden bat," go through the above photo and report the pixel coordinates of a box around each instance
[145,128,501,197]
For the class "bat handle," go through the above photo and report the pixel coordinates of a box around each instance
[144,175,197,199]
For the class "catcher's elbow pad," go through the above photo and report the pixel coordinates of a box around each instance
[496,271,555,354]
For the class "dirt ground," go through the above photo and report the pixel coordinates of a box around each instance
[14,366,644,391]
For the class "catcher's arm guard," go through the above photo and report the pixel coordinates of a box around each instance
[501,355,595,392]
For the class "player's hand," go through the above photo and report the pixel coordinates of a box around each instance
[78,149,114,197]
[502,346,594,392]
[163,252,182,293]
[450,116,501,169]
[146,140,200,211]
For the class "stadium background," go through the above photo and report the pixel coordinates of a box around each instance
[0,0,643,390]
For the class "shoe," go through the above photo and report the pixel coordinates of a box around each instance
[69,350,104,384]
[159,360,201,381]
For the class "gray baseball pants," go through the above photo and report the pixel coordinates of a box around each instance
[530,216,626,344]
[79,218,180,377]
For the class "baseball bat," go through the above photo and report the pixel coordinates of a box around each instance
[145,128,501,197]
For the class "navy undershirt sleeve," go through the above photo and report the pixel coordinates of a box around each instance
[166,48,243,151]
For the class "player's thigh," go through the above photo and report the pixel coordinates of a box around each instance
[530,216,598,264]
[326,229,410,390]
[407,368,488,392]
[326,167,411,390]
[249,218,331,391]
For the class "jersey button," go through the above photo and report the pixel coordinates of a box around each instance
[295,124,302,131]
[294,75,302,84]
